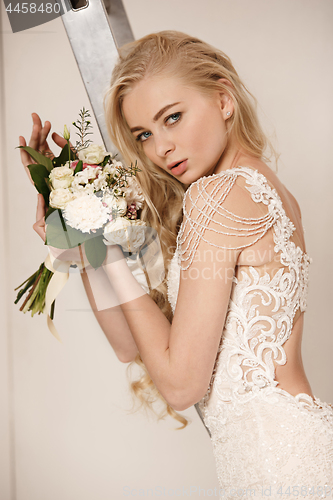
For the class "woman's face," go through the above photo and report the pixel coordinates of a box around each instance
[122,75,233,184]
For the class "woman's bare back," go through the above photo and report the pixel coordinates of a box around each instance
[235,155,314,399]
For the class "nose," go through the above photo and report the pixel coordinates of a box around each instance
[154,132,175,158]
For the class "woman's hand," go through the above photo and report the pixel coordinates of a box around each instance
[47,244,88,268]
[34,193,47,243]
[19,112,68,185]
[19,113,74,242]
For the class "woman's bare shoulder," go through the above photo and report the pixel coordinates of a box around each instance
[236,155,306,253]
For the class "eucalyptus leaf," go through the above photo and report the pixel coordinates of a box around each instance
[84,236,107,270]
[28,163,51,206]
[17,145,53,172]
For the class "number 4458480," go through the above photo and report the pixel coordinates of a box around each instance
[6,3,61,13]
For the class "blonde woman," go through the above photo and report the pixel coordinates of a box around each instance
[20,31,333,496]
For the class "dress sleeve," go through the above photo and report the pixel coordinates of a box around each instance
[176,171,277,271]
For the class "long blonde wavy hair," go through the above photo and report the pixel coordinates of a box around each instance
[103,30,277,430]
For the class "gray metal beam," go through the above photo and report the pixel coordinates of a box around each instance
[60,0,133,154]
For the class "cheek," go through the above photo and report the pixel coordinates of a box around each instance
[141,141,155,161]
[188,113,226,155]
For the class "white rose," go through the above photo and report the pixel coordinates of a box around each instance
[103,217,146,253]
[78,144,107,164]
[49,188,76,209]
[49,166,74,189]
[103,192,128,216]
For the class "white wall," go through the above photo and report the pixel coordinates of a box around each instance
[1,1,332,499]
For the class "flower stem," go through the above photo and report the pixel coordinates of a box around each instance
[19,265,44,312]
[15,263,55,317]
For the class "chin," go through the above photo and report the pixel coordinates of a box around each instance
[179,170,202,186]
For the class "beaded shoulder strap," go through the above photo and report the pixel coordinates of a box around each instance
[176,167,279,271]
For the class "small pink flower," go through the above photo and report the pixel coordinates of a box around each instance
[70,160,96,170]
[70,160,79,170]
[126,203,138,220]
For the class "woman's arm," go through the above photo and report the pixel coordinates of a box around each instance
[102,174,272,412]
[103,240,238,412]
[80,266,139,363]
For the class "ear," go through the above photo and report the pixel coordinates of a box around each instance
[217,78,234,121]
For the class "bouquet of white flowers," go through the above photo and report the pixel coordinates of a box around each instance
[14,109,150,336]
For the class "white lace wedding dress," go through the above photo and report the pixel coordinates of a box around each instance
[166,166,333,498]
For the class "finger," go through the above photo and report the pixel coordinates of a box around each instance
[33,219,46,242]
[33,194,46,243]
[51,131,75,152]
[29,114,55,161]
[28,113,43,151]
[19,136,34,185]
[39,120,54,157]
[36,193,46,222]
[31,115,55,159]
[19,135,31,167]
[39,120,51,146]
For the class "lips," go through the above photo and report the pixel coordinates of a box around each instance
[167,159,187,170]
[167,159,188,176]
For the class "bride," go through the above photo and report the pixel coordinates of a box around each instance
[20,31,333,496]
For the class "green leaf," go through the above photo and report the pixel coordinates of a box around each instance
[52,143,77,167]
[28,163,51,206]
[99,155,111,167]
[17,145,53,172]
[74,160,83,174]
[84,236,107,270]
[45,209,103,249]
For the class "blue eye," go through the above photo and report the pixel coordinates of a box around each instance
[136,131,152,142]
[166,112,181,124]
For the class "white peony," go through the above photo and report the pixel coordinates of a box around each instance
[124,176,145,209]
[49,188,76,209]
[102,191,128,216]
[78,144,108,165]
[49,165,74,189]
[63,193,111,233]
[103,217,146,253]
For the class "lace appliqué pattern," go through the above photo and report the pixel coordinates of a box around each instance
[166,166,333,494]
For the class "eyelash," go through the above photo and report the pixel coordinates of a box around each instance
[136,112,182,142]
[165,112,181,125]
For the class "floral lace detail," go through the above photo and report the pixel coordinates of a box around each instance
[166,166,333,490]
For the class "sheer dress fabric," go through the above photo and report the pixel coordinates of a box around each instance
[167,166,333,498]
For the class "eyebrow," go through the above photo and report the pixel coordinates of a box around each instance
[130,102,181,133]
